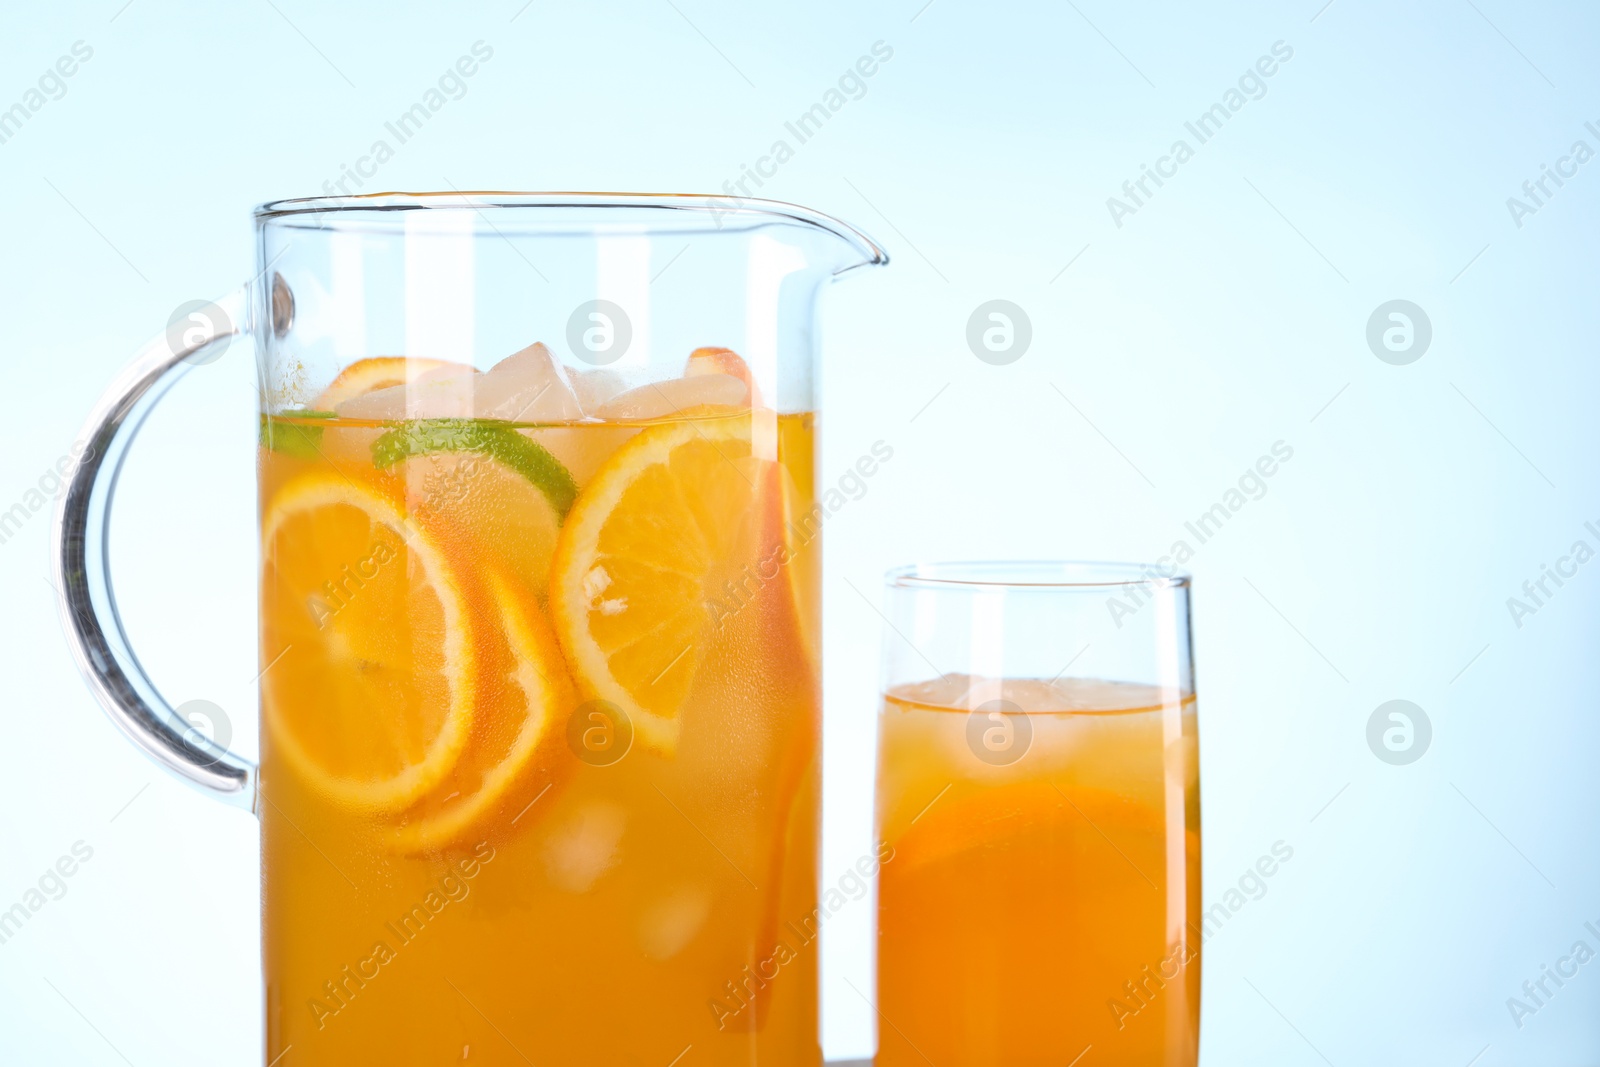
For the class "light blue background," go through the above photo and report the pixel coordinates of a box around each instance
[1,1,1597,1063]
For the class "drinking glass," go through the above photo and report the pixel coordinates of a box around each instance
[53,192,886,1066]
[873,561,1201,1067]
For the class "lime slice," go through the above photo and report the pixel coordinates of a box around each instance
[371,418,578,519]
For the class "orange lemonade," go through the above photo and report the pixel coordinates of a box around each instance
[876,676,1200,1067]
[258,348,820,1065]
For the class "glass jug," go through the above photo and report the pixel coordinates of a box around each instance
[53,192,886,1067]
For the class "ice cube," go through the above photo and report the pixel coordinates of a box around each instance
[336,371,478,420]
[412,362,475,386]
[568,367,630,416]
[473,342,583,423]
[637,886,711,961]
[542,801,626,893]
[593,373,750,420]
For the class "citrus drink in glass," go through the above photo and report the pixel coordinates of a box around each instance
[874,563,1201,1067]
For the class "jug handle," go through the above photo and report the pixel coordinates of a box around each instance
[51,289,257,811]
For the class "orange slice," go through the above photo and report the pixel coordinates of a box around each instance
[313,356,474,409]
[685,346,762,406]
[261,470,477,812]
[888,774,1167,876]
[390,572,574,853]
[548,415,778,752]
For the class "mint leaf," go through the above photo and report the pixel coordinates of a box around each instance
[259,412,332,460]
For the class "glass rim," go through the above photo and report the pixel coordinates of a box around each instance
[251,190,888,264]
[884,560,1192,591]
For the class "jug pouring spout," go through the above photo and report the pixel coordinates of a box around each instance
[703,193,890,275]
